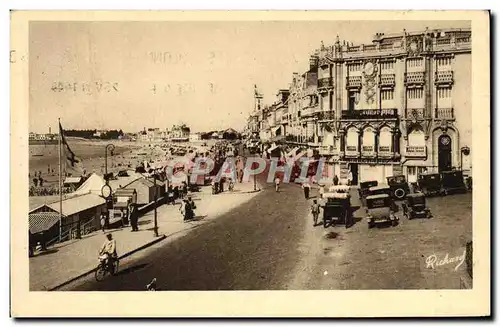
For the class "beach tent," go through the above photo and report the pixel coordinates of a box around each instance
[73,173,105,196]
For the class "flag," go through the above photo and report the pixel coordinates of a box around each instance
[59,122,84,175]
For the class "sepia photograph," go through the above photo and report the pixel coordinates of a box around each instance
[10,10,490,317]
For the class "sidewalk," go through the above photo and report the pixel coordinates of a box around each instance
[29,180,262,291]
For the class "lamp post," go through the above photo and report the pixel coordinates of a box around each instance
[105,143,115,179]
[152,169,159,237]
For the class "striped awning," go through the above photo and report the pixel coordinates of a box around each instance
[29,212,62,234]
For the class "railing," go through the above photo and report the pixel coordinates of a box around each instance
[435,71,454,85]
[380,74,396,87]
[319,145,338,155]
[380,43,393,51]
[404,72,425,85]
[364,44,377,52]
[361,145,376,157]
[317,111,335,121]
[345,146,359,157]
[406,108,429,120]
[318,77,333,89]
[346,76,362,88]
[378,146,393,157]
[405,145,427,158]
[301,107,317,118]
[435,107,454,120]
[341,108,398,119]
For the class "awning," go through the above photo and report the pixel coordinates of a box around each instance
[271,126,281,134]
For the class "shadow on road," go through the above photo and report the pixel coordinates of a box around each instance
[138,219,152,226]
[33,248,59,257]
[116,263,148,276]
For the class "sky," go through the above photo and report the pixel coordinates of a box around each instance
[29,20,470,134]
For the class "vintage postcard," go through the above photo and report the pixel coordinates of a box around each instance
[11,10,490,317]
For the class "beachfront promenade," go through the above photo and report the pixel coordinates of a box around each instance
[29,181,262,291]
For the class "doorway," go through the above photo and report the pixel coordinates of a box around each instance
[349,163,359,185]
[438,134,452,172]
[348,93,357,111]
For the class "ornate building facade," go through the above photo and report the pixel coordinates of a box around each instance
[314,27,471,184]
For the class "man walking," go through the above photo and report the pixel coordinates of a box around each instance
[274,176,281,192]
[302,180,311,199]
[311,199,321,226]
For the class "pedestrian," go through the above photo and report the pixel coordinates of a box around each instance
[302,181,311,199]
[311,199,321,226]
[100,214,106,232]
[347,169,353,186]
[187,196,197,216]
[180,199,194,221]
[319,184,325,199]
[129,205,139,232]
[274,176,281,192]
[333,175,339,186]
[167,185,174,205]
[33,178,38,187]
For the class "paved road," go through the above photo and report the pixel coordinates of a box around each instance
[65,173,312,291]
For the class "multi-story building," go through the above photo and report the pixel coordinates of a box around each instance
[249,27,471,185]
[273,89,290,138]
[312,27,471,184]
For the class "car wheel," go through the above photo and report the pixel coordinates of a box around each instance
[394,188,406,199]
[392,220,398,227]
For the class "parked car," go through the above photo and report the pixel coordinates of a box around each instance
[358,180,378,204]
[367,184,398,212]
[322,192,352,228]
[440,170,468,195]
[402,193,432,219]
[386,175,410,200]
[366,194,399,229]
[417,173,443,197]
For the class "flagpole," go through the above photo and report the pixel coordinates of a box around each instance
[58,118,63,242]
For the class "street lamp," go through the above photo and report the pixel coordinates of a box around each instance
[105,143,115,179]
[152,168,159,237]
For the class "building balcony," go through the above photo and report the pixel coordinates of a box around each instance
[435,107,455,120]
[378,146,393,158]
[380,74,396,87]
[341,109,398,120]
[406,108,430,120]
[346,76,362,89]
[361,145,376,157]
[404,72,425,86]
[345,146,360,158]
[405,145,427,158]
[301,106,319,118]
[317,111,336,121]
[435,71,454,85]
[318,77,334,89]
[319,145,338,156]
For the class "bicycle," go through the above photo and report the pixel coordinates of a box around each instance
[95,254,119,281]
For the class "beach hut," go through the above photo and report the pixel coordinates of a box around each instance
[73,173,105,196]
[29,193,107,244]
[121,178,157,205]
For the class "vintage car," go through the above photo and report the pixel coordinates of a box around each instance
[358,180,378,202]
[322,192,352,228]
[386,175,411,200]
[417,172,443,196]
[440,170,468,195]
[367,185,398,212]
[365,194,399,228]
[402,193,432,219]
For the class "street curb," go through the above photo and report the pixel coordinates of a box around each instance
[48,235,167,291]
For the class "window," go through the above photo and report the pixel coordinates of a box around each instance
[348,63,362,72]
[437,57,452,67]
[407,58,423,68]
[437,87,452,98]
[381,89,394,101]
[381,61,395,71]
[408,166,416,176]
[407,88,423,99]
